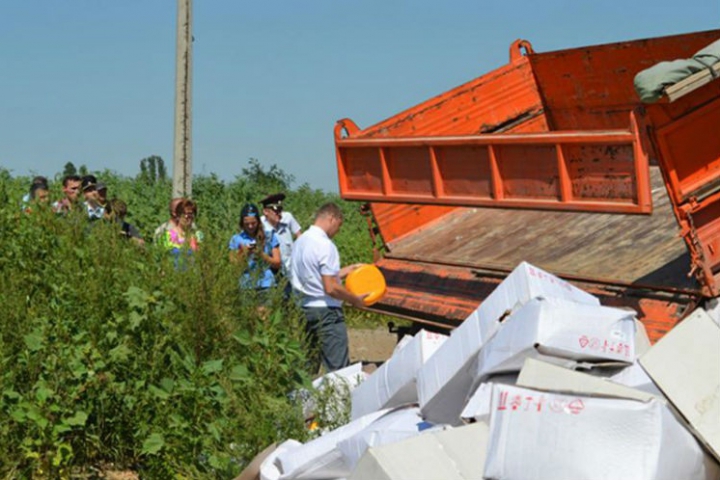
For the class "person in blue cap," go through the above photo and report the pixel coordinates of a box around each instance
[229,203,281,300]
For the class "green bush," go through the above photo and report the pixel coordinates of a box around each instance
[0,162,394,478]
[0,205,315,477]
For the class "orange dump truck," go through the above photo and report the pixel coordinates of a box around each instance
[334,29,720,343]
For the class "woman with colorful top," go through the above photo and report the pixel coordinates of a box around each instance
[160,198,202,266]
[229,203,281,295]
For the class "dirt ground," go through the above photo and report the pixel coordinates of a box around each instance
[348,327,400,365]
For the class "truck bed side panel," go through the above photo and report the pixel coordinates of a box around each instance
[357,59,547,138]
[529,30,720,130]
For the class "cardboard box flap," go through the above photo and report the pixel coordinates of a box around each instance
[259,440,302,480]
[349,423,489,480]
[338,406,431,471]
[517,358,659,403]
[640,308,720,462]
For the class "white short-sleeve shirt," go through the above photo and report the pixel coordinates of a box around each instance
[290,225,342,308]
[261,211,301,277]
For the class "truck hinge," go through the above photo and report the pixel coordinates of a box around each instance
[684,211,717,296]
[360,203,386,261]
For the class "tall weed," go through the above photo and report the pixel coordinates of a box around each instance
[0,162,396,478]
[0,206,311,477]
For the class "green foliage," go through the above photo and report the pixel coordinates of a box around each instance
[307,376,354,435]
[241,158,293,195]
[0,205,316,478]
[138,155,167,185]
[62,162,77,178]
[0,159,396,478]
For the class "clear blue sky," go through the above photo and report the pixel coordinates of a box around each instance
[1,2,717,191]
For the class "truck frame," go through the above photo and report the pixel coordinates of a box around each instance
[333,29,720,343]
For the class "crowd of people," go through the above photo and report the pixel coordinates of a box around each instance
[21,174,145,244]
[19,174,367,374]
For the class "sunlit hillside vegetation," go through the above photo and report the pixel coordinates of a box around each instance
[0,159,383,478]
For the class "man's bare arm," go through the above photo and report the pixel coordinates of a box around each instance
[322,275,366,308]
[339,263,362,279]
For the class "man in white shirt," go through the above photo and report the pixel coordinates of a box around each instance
[261,193,302,299]
[52,175,81,214]
[290,202,365,373]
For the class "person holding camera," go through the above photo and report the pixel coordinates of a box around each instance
[229,203,281,297]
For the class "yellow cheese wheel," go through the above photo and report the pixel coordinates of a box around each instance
[345,264,387,306]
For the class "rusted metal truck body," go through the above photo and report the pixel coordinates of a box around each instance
[334,29,720,343]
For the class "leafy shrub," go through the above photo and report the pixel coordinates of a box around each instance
[0,161,397,478]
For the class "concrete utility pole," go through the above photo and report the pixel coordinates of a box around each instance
[172,0,193,198]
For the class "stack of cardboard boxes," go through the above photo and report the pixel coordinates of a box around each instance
[239,262,720,480]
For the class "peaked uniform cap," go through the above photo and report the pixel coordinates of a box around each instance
[81,175,98,191]
[260,192,286,208]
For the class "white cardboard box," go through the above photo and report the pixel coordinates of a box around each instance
[417,262,599,426]
[416,325,483,426]
[484,383,717,480]
[640,308,720,462]
[349,422,489,480]
[475,296,636,383]
[416,305,489,425]
[274,409,387,480]
[351,330,447,420]
[472,261,599,341]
